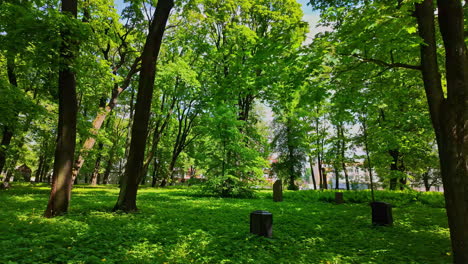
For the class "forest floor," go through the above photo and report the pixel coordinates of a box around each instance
[0,184,451,263]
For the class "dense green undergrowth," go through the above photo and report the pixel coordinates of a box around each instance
[0,184,451,263]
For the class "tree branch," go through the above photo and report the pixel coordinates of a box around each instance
[348,54,422,71]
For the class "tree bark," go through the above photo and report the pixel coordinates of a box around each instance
[113,0,173,212]
[44,0,78,218]
[415,1,468,261]
[435,0,468,262]
[102,151,114,185]
[151,158,160,187]
[35,154,44,183]
[140,93,176,183]
[90,142,103,185]
[71,58,140,181]
[422,171,431,191]
[389,149,399,190]
[338,124,350,190]
[361,115,375,202]
[308,156,317,190]
[334,166,339,189]
[321,168,328,190]
[0,128,13,175]
[0,56,19,174]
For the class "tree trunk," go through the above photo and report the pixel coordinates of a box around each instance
[168,157,177,185]
[160,178,167,187]
[40,159,51,183]
[35,155,44,183]
[389,149,399,190]
[151,158,159,187]
[90,143,103,185]
[113,0,173,212]
[0,128,13,174]
[338,125,350,190]
[436,0,468,262]
[321,168,328,189]
[44,0,78,218]
[422,171,430,191]
[308,156,317,190]
[415,1,468,260]
[318,155,323,189]
[334,166,339,189]
[102,151,114,185]
[361,116,375,202]
[71,58,139,181]
[0,56,19,174]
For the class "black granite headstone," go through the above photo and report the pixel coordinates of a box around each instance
[335,192,344,204]
[273,180,283,202]
[250,210,272,238]
[371,202,393,226]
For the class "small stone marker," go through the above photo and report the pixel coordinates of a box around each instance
[273,180,283,202]
[250,210,272,238]
[371,201,393,226]
[335,192,344,204]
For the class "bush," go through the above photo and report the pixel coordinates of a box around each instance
[201,175,257,198]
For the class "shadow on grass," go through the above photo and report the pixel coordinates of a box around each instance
[0,186,451,264]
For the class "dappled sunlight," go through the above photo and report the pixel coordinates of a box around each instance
[0,185,451,263]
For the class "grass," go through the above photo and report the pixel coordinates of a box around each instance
[0,184,451,263]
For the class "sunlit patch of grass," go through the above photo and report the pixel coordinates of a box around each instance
[0,184,451,263]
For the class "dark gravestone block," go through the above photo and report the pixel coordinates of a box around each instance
[335,192,344,204]
[250,210,272,238]
[273,180,283,202]
[371,202,393,226]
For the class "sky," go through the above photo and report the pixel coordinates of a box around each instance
[298,1,332,43]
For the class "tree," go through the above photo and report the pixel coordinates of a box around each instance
[113,0,174,212]
[271,114,307,190]
[310,0,468,260]
[44,0,79,217]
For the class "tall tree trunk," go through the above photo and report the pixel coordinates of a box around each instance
[422,171,431,191]
[168,157,177,185]
[0,56,18,174]
[389,149,399,190]
[40,158,51,183]
[0,128,13,174]
[338,124,350,190]
[341,162,350,190]
[44,0,78,218]
[151,158,159,187]
[308,156,317,190]
[321,168,328,190]
[35,155,44,183]
[361,116,375,202]
[90,142,103,185]
[334,166,339,189]
[416,1,468,260]
[102,151,114,185]
[434,0,468,262]
[71,58,139,181]
[318,155,323,189]
[113,0,173,212]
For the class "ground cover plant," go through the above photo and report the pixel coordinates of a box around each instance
[0,184,451,263]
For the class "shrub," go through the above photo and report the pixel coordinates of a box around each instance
[201,175,257,198]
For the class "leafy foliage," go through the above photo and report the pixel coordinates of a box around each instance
[0,184,451,263]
